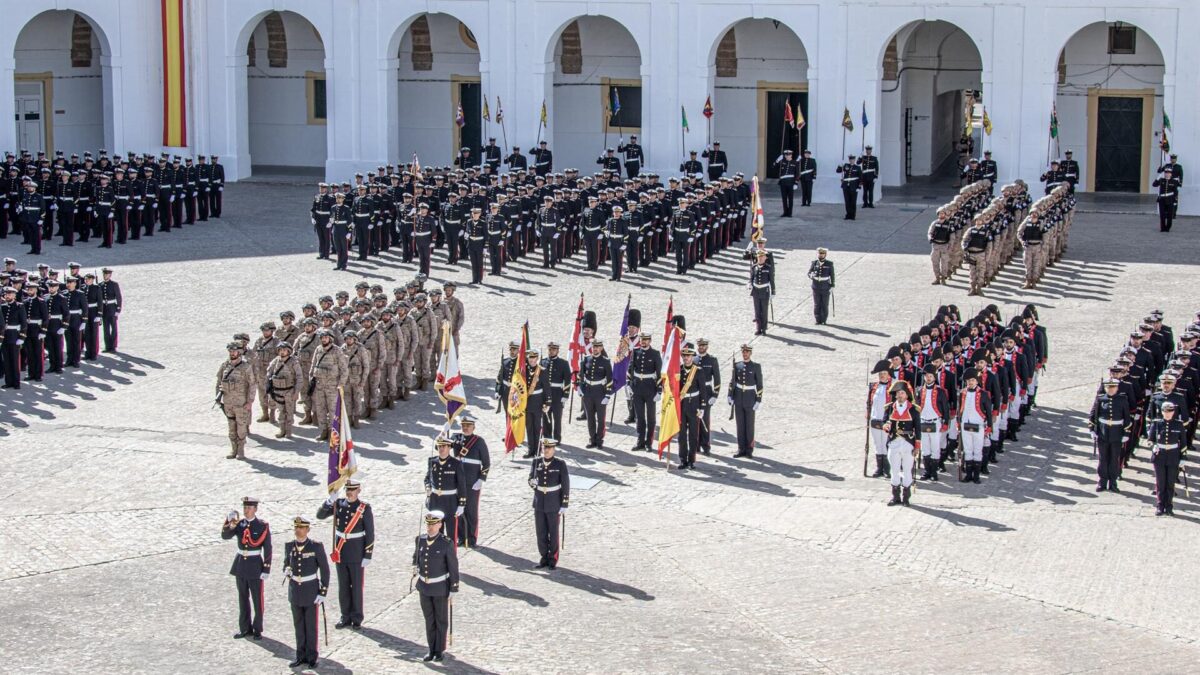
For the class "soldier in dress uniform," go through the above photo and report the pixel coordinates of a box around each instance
[541,342,570,441]
[916,364,949,481]
[413,509,459,662]
[695,338,721,454]
[1060,150,1080,193]
[98,267,121,352]
[578,339,613,449]
[882,381,918,505]
[1,285,26,388]
[857,146,880,208]
[21,282,46,382]
[426,436,468,544]
[597,148,621,174]
[728,343,764,458]
[679,150,703,179]
[1089,378,1131,492]
[702,142,727,181]
[1148,401,1185,516]
[836,156,861,219]
[529,141,554,176]
[750,249,774,335]
[629,332,663,451]
[618,135,644,178]
[606,205,627,281]
[284,516,330,668]
[1153,167,1181,232]
[529,438,570,569]
[221,496,272,641]
[481,138,502,173]
[504,146,528,171]
[316,479,375,629]
[798,149,817,207]
[452,417,491,548]
[956,368,992,484]
[808,247,834,325]
[17,179,44,255]
[676,342,712,470]
[979,150,999,190]
[773,149,798,217]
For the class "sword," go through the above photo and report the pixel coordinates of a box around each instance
[448,596,454,648]
[560,512,566,552]
[321,601,329,646]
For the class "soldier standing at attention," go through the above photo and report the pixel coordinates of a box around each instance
[696,338,721,455]
[284,516,330,669]
[341,330,371,428]
[773,149,798,217]
[426,436,468,544]
[413,510,459,663]
[579,339,613,449]
[1060,150,1080,193]
[882,381,918,506]
[618,135,644,177]
[728,344,764,458]
[216,342,256,459]
[1152,167,1181,233]
[310,328,349,441]
[749,249,774,335]
[311,183,333,260]
[676,343,712,470]
[530,438,569,569]
[836,156,861,220]
[1089,378,1131,492]
[928,208,954,284]
[252,322,280,424]
[857,146,880,207]
[808,247,834,325]
[453,417,491,548]
[317,479,375,630]
[221,496,272,641]
[798,149,817,207]
[266,341,303,439]
[629,333,663,452]
[542,342,571,442]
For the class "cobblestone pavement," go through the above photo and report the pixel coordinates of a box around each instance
[1,184,1199,674]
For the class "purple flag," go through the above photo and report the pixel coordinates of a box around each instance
[612,295,631,392]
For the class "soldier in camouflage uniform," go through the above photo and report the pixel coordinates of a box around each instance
[267,341,304,438]
[443,281,465,349]
[252,322,280,423]
[378,306,401,408]
[409,293,436,390]
[427,288,450,376]
[216,342,256,459]
[395,301,419,399]
[358,313,388,419]
[294,317,320,424]
[276,310,300,346]
[310,328,349,441]
[341,330,371,428]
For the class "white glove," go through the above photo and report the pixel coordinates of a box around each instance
[559,507,567,514]
[314,595,325,605]
[219,187,224,192]
[15,339,23,346]
[36,220,42,226]
[324,494,336,507]
[753,402,760,412]
[411,565,418,577]
[455,506,464,517]
[50,204,57,211]
[260,573,270,581]
[311,218,316,226]
[14,206,21,214]
[528,478,537,488]
[57,328,65,335]
[472,479,482,490]
[361,558,371,568]
[169,197,174,203]
[425,486,432,496]
[727,397,734,406]
[284,568,293,578]
[655,393,662,403]
[775,154,783,163]
[601,396,611,405]
[138,206,144,211]
[708,397,717,406]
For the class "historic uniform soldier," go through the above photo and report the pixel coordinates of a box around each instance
[728,344,764,457]
[284,516,330,669]
[702,142,728,181]
[317,479,375,629]
[578,339,613,448]
[413,510,459,662]
[882,381,918,505]
[798,149,817,206]
[1148,401,1185,516]
[749,249,774,335]
[916,365,950,481]
[21,283,47,382]
[1153,168,1181,232]
[1089,378,1131,492]
[857,146,879,207]
[807,247,834,325]
[221,496,272,641]
[676,343,712,470]
[530,438,570,569]
[216,342,256,459]
[452,417,491,548]
[617,135,644,177]
[957,368,992,484]
[426,436,468,543]
[773,149,799,217]
[836,157,861,219]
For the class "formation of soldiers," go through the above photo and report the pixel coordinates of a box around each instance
[1090,310,1195,515]
[2,148,225,255]
[215,274,465,459]
[866,303,1050,504]
[307,145,754,280]
[0,257,122,390]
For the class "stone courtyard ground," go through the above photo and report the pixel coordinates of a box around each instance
[1,182,1198,674]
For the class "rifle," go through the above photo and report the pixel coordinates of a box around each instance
[862,382,872,477]
[495,348,503,414]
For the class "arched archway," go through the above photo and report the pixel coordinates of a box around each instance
[707,18,809,178]
[878,20,982,187]
[1054,21,1164,193]
[241,11,327,174]
[386,13,483,167]
[549,16,642,173]
[13,10,113,154]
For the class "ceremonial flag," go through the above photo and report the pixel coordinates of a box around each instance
[749,176,766,244]
[434,324,467,431]
[660,297,675,352]
[657,325,682,458]
[784,100,795,129]
[681,106,690,133]
[703,96,714,119]
[795,104,806,131]
[1161,111,1172,152]
[327,387,357,494]
[841,107,854,132]
[540,100,548,128]
[411,152,421,175]
[161,0,187,146]
[504,322,530,453]
[569,294,586,375]
[982,106,993,136]
[612,296,632,393]
[482,98,491,122]
[611,87,621,117]
[495,97,504,124]
[455,103,466,128]
[1049,104,1059,139]
[861,101,869,129]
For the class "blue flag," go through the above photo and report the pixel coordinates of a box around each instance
[861,101,869,129]
[611,87,621,116]
[612,295,631,392]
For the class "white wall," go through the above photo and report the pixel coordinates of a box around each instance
[551,16,641,171]
[1055,23,1164,190]
[396,13,480,166]
[712,19,808,177]
[247,11,327,167]
[14,11,105,153]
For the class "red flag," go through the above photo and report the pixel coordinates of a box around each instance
[504,323,530,454]
[784,100,795,129]
[657,326,681,459]
[702,96,714,119]
[569,294,585,375]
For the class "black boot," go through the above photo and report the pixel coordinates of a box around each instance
[871,454,887,478]
[960,461,971,482]
[972,461,982,483]
[881,456,891,477]
[929,459,939,482]
[887,486,901,506]
[980,458,990,475]
[988,447,999,464]
[902,486,911,505]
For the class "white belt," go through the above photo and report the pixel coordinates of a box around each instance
[1099,419,1124,426]
[68,309,82,314]
[87,303,98,308]
[315,211,331,215]
[863,169,876,175]
[445,220,461,224]
[5,326,20,331]
[460,458,482,465]
[801,169,814,175]
[239,548,262,557]
[292,573,318,583]
[1155,443,1179,450]
[736,383,757,390]
[632,373,656,380]
[536,484,561,493]
[1161,192,1175,197]
[780,174,795,179]
[683,392,699,399]
[430,488,457,496]
[529,389,543,396]
[104,300,118,304]
[469,236,485,241]
[551,383,565,388]
[812,276,830,281]
[421,573,449,584]
[335,530,365,539]
[583,378,607,385]
[753,282,771,289]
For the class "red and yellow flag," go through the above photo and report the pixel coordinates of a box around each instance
[504,322,530,453]
[160,0,187,147]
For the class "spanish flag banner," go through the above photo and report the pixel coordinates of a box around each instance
[160,0,187,147]
[504,322,530,453]
[657,324,682,459]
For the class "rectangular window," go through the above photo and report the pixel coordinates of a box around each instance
[306,71,327,125]
[603,82,641,131]
[1108,25,1136,55]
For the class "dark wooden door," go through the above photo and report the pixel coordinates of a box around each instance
[459,82,482,160]
[765,91,808,178]
[1095,96,1142,192]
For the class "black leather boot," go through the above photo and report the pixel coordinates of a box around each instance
[887,486,901,506]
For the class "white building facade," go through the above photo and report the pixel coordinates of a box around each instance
[2,1,1195,209]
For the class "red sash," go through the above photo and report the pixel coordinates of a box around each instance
[330,503,365,564]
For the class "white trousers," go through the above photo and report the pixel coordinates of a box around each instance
[870,426,888,455]
[887,438,915,487]
[960,427,986,461]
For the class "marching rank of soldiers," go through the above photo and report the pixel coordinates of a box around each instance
[216,275,466,458]
[2,148,226,255]
[1,260,123,390]
[866,304,1050,501]
[1091,310,1196,515]
[306,141,755,282]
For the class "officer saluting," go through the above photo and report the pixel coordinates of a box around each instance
[728,343,764,458]
[617,135,644,177]
[1152,167,1181,233]
[530,438,570,569]
[316,479,374,630]
[221,496,272,641]
[283,516,330,669]
[452,417,491,548]
[702,142,727,181]
[413,510,459,662]
[773,149,799,217]
[857,146,879,207]
[836,156,861,219]
[808,247,834,325]
[1089,378,1131,492]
